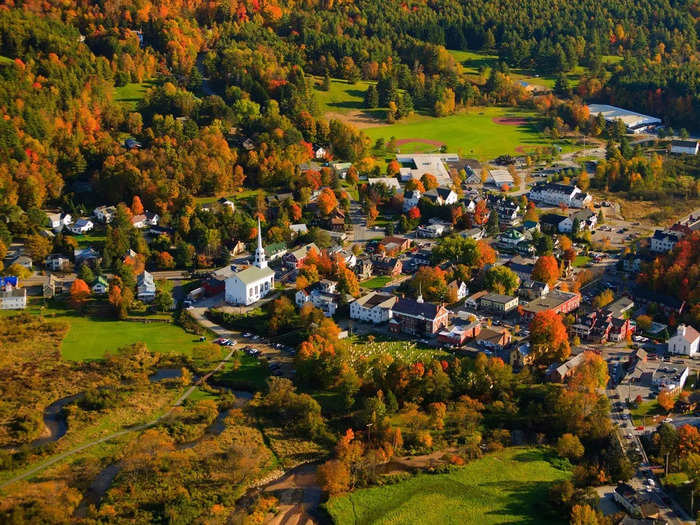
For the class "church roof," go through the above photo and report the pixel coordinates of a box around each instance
[233,265,275,285]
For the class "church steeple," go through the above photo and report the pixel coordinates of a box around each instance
[416,283,424,303]
[254,217,267,269]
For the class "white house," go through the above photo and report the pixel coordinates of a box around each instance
[225,219,275,306]
[136,270,156,303]
[295,280,340,317]
[289,223,308,237]
[670,140,699,155]
[93,205,116,223]
[650,229,684,253]
[529,183,592,208]
[45,254,70,272]
[423,187,458,206]
[0,285,26,310]
[558,210,597,233]
[69,218,94,235]
[350,292,398,324]
[402,190,422,212]
[667,324,699,357]
[91,276,109,295]
[315,146,327,159]
[448,280,469,301]
[47,212,72,232]
[416,223,449,238]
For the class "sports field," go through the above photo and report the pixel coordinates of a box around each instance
[325,447,568,525]
[364,107,566,160]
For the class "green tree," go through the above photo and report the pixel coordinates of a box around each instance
[484,266,520,295]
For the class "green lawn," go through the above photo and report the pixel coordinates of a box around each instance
[361,276,392,289]
[629,400,664,425]
[114,80,157,109]
[573,255,591,267]
[363,106,574,160]
[311,76,376,115]
[212,352,270,391]
[325,447,568,525]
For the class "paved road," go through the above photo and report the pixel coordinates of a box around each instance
[0,348,237,491]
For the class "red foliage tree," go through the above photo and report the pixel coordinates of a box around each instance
[407,206,421,220]
[70,278,91,310]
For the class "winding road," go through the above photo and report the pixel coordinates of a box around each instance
[0,347,237,491]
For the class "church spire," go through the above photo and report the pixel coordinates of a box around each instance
[416,282,424,303]
[254,217,267,269]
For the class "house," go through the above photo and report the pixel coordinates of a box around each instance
[422,187,458,206]
[69,218,94,235]
[74,247,100,265]
[324,209,346,232]
[416,223,449,238]
[289,223,308,237]
[612,483,660,518]
[217,198,235,211]
[489,197,520,228]
[124,138,142,149]
[475,326,512,350]
[500,342,535,368]
[283,243,319,270]
[559,210,597,233]
[480,293,519,313]
[520,290,581,319]
[670,139,699,155]
[529,183,591,208]
[650,229,683,253]
[497,229,527,252]
[131,215,147,229]
[667,324,699,357]
[547,353,586,383]
[136,271,157,303]
[332,162,352,178]
[45,254,70,272]
[539,213,567,234]
[460,227,485,240]
[465,290,489,310]
[93,205,116,223]
[329,247,357,268]
[0,281,27,310]
[225,224,275,306]
[402,190,422,212]
[241,137,255,151]
[350,292,398,324]
[354,257,373,280]
[314,146,327,159]
[519,280,549,301]
[295,280,341,317]
[91,276,109,295]
[389,296,449,335]
[264,242,287,261]
[608,316,634,342]
[47,212,72,232]
[438,318,481,346]
[382,236,411,253]
[448,280,468,301]
[605,296,635,318]
[11,255,33,270]
[371,256,402,277]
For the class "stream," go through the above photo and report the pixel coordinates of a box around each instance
[30,394,82,448]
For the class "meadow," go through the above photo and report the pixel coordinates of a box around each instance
[311,76,376,115]
[325,447,568,525]
[114,79,157,109]
[363,106,572,160]
[345,334,448,364]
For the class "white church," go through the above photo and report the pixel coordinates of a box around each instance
[225,219,276,306]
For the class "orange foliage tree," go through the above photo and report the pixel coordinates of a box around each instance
[529,310,570,363]
[532,255,561,285]
[318,187,338,215]
[69,278,90,310]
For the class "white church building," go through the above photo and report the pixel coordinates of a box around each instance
[225,220,276,306]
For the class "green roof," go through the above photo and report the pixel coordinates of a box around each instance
[265,242,287,256]
[92,276,108,287]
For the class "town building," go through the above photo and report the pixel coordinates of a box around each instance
[559,210,597,234]
[650,229,684,253]
[354,257,373,280]
[529,183,591,208]
[0,281,27,310]
[350,292,398,324]
[480,293,519,313]
[539,213,567,234]
[416,223,450,238]
[547,353,586,383]
[422,187,458,206]
[448,280,468,301]
[670,139,699,155]
[367,177,401,192]
[382,236,411,253]
[225,220,276,306]
[667,324,699,357]
[465,290,489,310]
[486,168,514,188]
[587,104,661,134]
[475,326,512,350]
[371,256,402,277]
[437,317,481,345]
[520,290,581,319]
[389,295,449,336]
[488,197,521,228]
[395,153,459,185]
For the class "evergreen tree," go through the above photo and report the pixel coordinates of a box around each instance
[486,209,500,235]
[364,84,379,108]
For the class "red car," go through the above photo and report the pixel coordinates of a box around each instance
[636,426,644,431]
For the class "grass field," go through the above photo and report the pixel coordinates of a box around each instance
[573,255,591,267]
[363,106,571,160]
[360,276,392,289]
[629,400,664,425]
[345,334,447,363]
[325,447,568,525]
[311,77,376,115]
[449,49,621,90]
[114,80,157,109]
